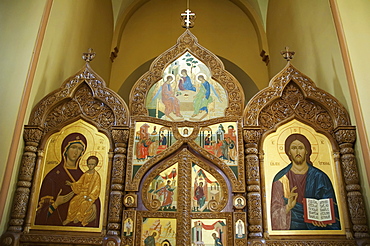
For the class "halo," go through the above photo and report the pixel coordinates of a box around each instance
[80,151,104,172]
[196,73,207,82]
[277,127,319,165]
[163,73,175,82]
[52,126,94,164]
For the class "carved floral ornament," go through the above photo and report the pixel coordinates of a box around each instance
[28,56,129,133]
[125,116,245,192]
[130,29,245,119]
[1,16,369,244]
[244,61,351,133]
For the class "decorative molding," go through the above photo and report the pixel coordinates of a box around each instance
[244,62,350,133]
[130,29,244,118]
[1,56,129,245]
[29,62,128,131]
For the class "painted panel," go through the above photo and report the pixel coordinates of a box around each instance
[146,52,228,121]
[147,163,178,211]
[132,122,175,177]
[191,164,223,212]
[191,219,227,246]
[195,122,238,165]
[30,120,109,232]
[263,120,345,235]
[141,218,176,245]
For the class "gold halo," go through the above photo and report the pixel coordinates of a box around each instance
[52,124,95,164]
[80,151,104,172]
[277,126,319,165]
[163,73,175,82]
[196,73,207,82]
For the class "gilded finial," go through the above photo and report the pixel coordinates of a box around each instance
[82,48,96,62]
[181,9,196,28]
[281,47,295,61]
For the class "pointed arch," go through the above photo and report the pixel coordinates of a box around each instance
[130,29,245,117]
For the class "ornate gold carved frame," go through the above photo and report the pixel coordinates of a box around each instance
[243,61,370,246]
[1,58,129,245]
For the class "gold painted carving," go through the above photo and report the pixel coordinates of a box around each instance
[6,127,43,233]
[29,63,128,130]
[2,58,129,245]
[108,128,129,237]
[244,63,350,132]
[130,29,244,118]
[141,148,228,212]
[126,116,245,192]
[266,240,356,246]
[334,127,370,240]
[243,61,369,244]
[20,234,103,245]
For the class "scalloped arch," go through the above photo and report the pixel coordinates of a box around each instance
[29,63,129,134]
[244,62,351,134]
[129,30,245,118]
[139,148,229,212]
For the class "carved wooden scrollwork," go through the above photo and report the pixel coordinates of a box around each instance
[1,56,129,246]
[141,148,229,212]
[258,82,334,132]
[243,128,263,239]
[107,128,129,237]
[19,234,103,245]
[243,60,369,245]
[126,116,245,193]
[134,148,233,245]
[266,240,356,246]
[334,127,370,240]
[6,127,43,233]
[29,63,128,130]
[130,29,244,118]
[244,62,350,132]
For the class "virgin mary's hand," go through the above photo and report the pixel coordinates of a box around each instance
[54,189,74,207]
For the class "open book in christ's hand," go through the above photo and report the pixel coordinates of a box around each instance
[303,198,336,224]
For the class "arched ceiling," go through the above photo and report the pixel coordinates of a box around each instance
[108,0,271,103]
[111,0,269,55]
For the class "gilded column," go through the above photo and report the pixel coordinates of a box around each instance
[335,126,370,244]
[106,127,129,242]
[1,126,43,245]
[243,128,263,240]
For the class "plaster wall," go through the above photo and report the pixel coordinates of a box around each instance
[266,0,370,224]
[336,0,370,221]
[110,0,269,98]
[0,0,46,232]
[0,0,115,234]
[29,0,114,112]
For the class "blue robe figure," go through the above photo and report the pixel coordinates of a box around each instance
[192,75,221,117]
[271,163,340,230]
[178,69,196,91]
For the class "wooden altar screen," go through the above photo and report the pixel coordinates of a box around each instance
[0,51,130,245]
[1,31,370,246]
[243,61,370,246]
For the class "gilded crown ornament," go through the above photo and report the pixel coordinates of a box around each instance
[82,48,96,62]
[281,47,295,61]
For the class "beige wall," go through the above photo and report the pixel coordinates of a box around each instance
[29,0,114,111]
[110,0,269,96]
[267,0,370,222]
[0,0,47,231]
[336,0,370,191]
[0,0,115,234]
